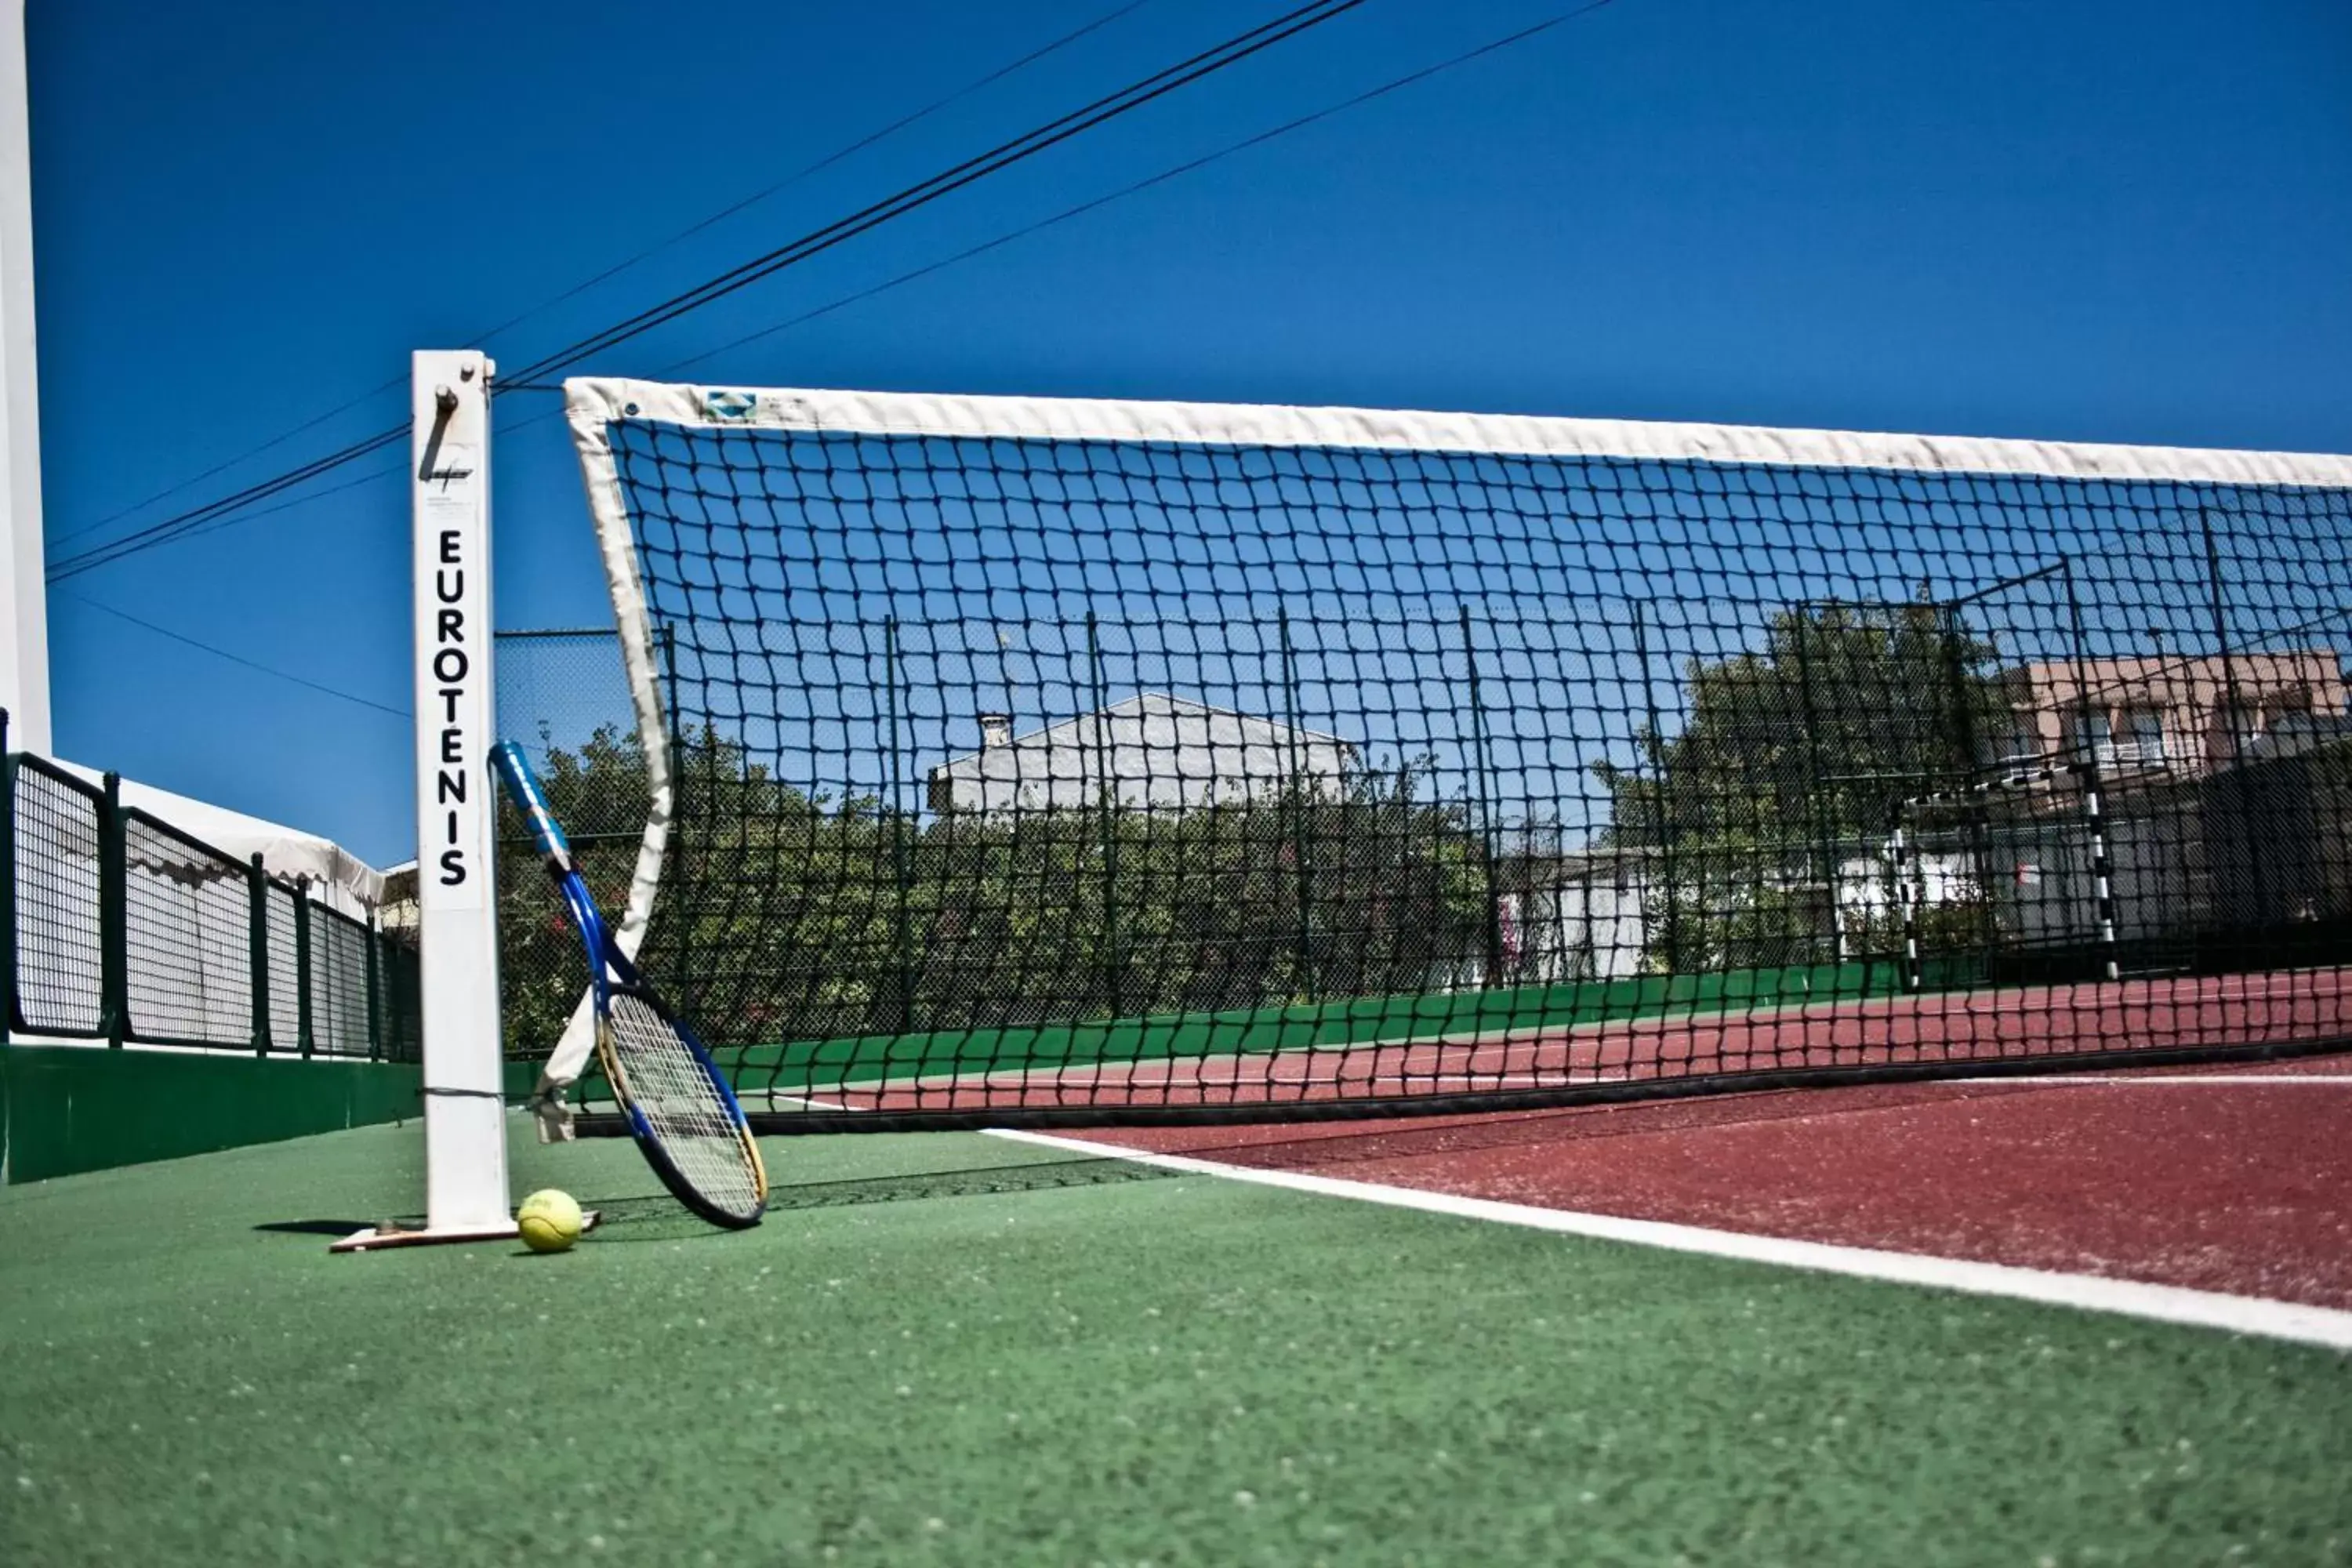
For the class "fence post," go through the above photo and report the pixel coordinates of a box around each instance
[1084,612,1123,1018]
[1791,610,1841,965]
[99,772,128,1047]
[1460,608,1503,989]
[380,933,401,1064]
[2200,506,2271,940]
[1933,605,1999,959]
[397,939,419,1064]
[294,879,314,1058]
[1890,813,1922,992]
[883,615,915,1035]
[1277,609,1315,1001]
[365,910,383,1062]
[248,854,270,1055]
[2060,565,2120,982]
[1631,603,1681,974]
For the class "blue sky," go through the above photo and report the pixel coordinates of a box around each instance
[27,0,2352,865]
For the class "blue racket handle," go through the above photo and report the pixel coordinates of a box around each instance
[490,741,574,869]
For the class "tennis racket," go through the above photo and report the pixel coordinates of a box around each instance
[492,741,768,1229]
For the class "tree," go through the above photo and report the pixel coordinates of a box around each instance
[494,724,674,1055]
[496,726,1495,1057]
[1591,597,2016,971]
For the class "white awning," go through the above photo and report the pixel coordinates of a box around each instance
[53,760,387,919]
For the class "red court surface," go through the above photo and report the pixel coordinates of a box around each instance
[1076,1054,2352,1310]
[765,971,2352,1312]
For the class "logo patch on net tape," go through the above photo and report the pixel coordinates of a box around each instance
[703,390,759,423]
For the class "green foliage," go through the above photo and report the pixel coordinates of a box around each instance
[1597,598,2013,846]
[1595,598,2015,971]
[498,726,1494,1057]
[495,727,663,1057]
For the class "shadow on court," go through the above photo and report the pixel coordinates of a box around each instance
[491,1154,1179,1243]
[252,1218,382,1237]
[249,1156,1176,1246]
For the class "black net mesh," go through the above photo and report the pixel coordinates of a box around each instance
[574,395,2352,1127]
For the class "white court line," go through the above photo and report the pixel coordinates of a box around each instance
[1956,1075,2352,1087]
[984,1127,2352,1352]
[748,1091,855,1112]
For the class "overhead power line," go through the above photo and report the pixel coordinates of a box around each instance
[499,0,1368,384]
[60,593,409,720]
[666,0,1625,376]
[46,425,406,583]
[388,2,1632,514]
[54,0,1623,589]
[46,0,1364,585]
[466,0,1159,355]
[49,2,1156,554]
[45,374,408,553]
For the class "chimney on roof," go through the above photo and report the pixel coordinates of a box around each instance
[978,713,1012,750]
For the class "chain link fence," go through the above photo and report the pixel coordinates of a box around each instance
[494,629,652,1060]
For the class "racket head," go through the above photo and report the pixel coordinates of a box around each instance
[593,979,768,1229]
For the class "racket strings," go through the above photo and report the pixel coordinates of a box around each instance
[604,991,764,1219]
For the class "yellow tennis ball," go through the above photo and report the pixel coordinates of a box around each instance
[517,1189,583,1254]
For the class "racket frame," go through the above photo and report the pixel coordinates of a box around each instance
[492,742,768,1228]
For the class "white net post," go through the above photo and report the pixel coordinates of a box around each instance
[375,348,511,1247]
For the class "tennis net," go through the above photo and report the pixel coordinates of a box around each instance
[554,377,2352,1129]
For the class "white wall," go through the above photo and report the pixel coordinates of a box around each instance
[0,0,42,753]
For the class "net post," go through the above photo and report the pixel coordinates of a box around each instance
[390,347,511,1246]
[98,771,125,1047]
[364,910,383,1063]
[292,880,314,1058]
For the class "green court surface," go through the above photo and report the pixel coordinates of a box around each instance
[2,1123,2347,1566]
